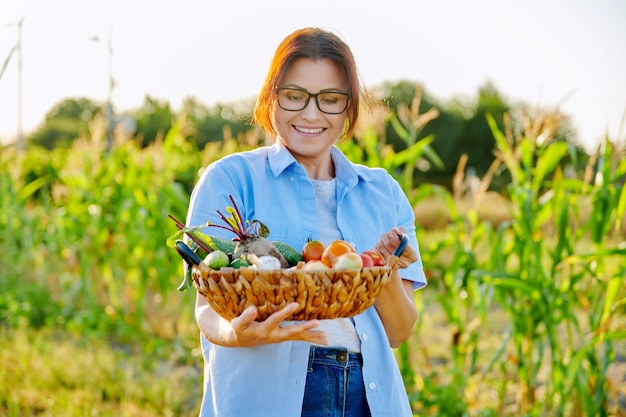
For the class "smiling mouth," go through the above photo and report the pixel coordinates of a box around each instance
[294,126,324,134]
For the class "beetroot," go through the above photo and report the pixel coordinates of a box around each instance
[209,195,289,268]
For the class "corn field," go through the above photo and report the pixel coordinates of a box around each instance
[1,104,625,416]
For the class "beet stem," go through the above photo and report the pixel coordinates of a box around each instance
[228,195,247,233]
[168,213,213,254]
[215,209,242,238]
[168,213,185,228]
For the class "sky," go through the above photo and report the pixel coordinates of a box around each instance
[1,0,625,151]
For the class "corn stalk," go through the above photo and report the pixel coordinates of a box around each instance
[473,114,626,416]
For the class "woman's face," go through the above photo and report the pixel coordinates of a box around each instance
[273,58,349,159]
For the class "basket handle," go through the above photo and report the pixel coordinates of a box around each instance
[387,233,409,269]
[393,234,409,257]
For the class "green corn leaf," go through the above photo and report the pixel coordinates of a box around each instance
[132,188,149,208]
[486,113,509,154]
[16,175,49,201]
[559,247,626,265]
[615,182,626,231]
[520,139,534,173]
[565,331,626,393]
[532,142,568,190]
[393,135,434,165]
[388,112,409,142]
[418,134,445,170]
[553,199,572,261]
[600,276,624,333]
[576,368,594,416]
[361,127,383,166]
[474,271,539,295]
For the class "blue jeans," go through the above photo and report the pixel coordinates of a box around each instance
[301,346,372,417]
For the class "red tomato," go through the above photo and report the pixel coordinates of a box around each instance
[362,250,385,266]
[359,252,374,268]
[321,240,356,267]
[302,240,325,262]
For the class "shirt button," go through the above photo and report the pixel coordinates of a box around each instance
[289,176,295,182]
[362,333,368,341]
[369,382,377,390]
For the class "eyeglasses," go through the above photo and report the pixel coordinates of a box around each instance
[276,88,349,115]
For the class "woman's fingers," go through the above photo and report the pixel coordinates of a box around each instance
[375,229,403,258]
[374,228,417,268]
[263,302,300,327]
[265,303,326,344]
[230,305,259,332]
[231,302,327,346]
[279,320,328,345]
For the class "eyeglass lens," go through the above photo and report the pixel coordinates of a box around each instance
[277,88,348,114]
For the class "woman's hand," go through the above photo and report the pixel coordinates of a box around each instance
[196,295,328,348]
[230,303,328,347]
[374,227,418,269]
[372,227,419,347]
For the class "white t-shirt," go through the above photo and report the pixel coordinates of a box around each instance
[310,177,361,353]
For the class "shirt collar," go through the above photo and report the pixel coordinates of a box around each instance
[267,139,373,184]
[267,140,297,177]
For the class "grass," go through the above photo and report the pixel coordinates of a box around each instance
[0,326,202,417]
[3,297,623,417]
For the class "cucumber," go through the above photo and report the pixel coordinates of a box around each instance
[272,241,303,266]
[229,255,249,269]
[183,229,237,256]
[206,235,237,253]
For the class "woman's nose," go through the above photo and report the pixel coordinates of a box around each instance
[301,98,322,120]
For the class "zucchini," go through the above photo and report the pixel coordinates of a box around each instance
[272,241,303,266]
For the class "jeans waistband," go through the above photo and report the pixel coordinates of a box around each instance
[309,346,362,365]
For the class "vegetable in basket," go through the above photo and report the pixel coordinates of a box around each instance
[168,195,305,290]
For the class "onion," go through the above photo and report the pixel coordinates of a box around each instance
[247,254,282,270]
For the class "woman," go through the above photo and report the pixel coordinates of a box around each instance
[186,27,427,417]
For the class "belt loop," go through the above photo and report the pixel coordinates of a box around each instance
[307,346,316,372]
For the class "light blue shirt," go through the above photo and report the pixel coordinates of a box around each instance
[187,140,427,417]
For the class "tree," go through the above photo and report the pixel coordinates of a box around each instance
[458,81,510,176]
[186,97,261,149]
[29,98,101,149]
[131,96,174,146]
[377,79,465,164]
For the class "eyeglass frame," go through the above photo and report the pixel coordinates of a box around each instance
[275,87,350,115]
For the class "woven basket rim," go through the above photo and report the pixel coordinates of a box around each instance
[192,262,395,321]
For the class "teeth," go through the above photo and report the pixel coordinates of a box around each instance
[295,126,324,134]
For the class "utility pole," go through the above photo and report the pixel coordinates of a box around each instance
[87,27,115,152]
[16,18,24,151]
[3,18,25,150]
[106,27,114,152]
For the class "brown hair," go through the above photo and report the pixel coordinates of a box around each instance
[253,27,362,141]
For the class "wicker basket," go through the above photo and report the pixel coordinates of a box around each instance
[191,257,399,321]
